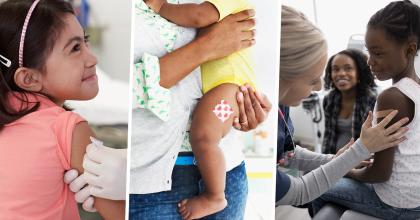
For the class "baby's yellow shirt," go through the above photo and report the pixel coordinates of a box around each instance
[201,0,256,93]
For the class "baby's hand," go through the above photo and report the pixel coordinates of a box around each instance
[144,0,166,13]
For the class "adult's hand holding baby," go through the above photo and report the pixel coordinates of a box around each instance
[234,85,272,131]
[196,9,256,62]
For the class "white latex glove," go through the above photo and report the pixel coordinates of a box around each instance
[83,137,127,200]
[64,169,97,212]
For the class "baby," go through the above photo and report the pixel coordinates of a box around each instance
[144,0,256,219]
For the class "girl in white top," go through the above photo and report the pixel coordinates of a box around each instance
[312,1,420,219]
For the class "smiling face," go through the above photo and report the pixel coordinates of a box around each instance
[41,14,98,105]
[365,27,409,81]
[330,54,358,92]
[279,53,327,106]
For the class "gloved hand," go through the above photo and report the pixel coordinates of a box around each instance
[64,169,97,212]
[83,137,127,200]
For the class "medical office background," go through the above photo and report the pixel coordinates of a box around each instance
[276,0,420,219]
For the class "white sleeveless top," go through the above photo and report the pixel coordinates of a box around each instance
[373,77,420,208]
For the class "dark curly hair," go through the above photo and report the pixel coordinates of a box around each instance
[324,48,377,96]
[368,0,420,53]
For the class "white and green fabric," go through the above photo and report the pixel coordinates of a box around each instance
[132,0,180,121]
[135,0,179,53]
[133,53,171,121]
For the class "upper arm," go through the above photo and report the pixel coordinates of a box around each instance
[71,122,125,220]
[159,2,219,28]
[376,87,414,124]
[70,122,94,174]
[370,88,414,180]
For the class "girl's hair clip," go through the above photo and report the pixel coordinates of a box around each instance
[0,54,11,68]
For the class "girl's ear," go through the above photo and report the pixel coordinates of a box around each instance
[406,41,418,58]
[14,67,43,92]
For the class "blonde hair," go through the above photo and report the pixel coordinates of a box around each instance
[280,5,327,80]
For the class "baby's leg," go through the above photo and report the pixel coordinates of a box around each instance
[178,83,240,220]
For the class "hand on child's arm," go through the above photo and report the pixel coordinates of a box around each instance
[159,10,255,88]
[71,122,125,220]
[64,169,96,212]
[349,88,412,183]
[233,85,271,131]
[83,141,127,201]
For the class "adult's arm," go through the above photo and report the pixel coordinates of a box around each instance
[277,139,370,205]
[286,146,333,171]
[277,109,408,205]
[159,9,256,88]
[159,2,219,28]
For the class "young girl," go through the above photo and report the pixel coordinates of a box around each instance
[312,1,420,219]
[0,0,124,219]
[143,0,256,219]
[322,49,377,154]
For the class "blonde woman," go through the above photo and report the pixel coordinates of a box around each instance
[276,5,409,205]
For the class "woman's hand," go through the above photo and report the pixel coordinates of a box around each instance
[196,9,256,62]
[360,110,409,153]
[64,169,96,212]
[158,9,256,88]
[83,139,127,200]
[233,84,272,131]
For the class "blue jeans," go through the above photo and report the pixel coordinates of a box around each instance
[129,162,248,220]
[312,178,420,220]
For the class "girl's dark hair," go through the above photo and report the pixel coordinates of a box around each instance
[0,0,74,130]
[368,0,420,52]
[324,48,377,95]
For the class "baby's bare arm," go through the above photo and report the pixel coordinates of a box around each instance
[159,2,219,28]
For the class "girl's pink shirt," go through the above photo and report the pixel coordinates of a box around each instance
[0,93,84,220]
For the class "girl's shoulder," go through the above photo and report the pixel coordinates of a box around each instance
[377,86,415,124]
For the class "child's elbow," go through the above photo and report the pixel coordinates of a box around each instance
[375,171,392,183]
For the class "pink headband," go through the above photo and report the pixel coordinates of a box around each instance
[18,0,41,68]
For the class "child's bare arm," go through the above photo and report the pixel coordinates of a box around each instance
[71,122,125,220]
[157,1,219,28]
[348,88,414,183]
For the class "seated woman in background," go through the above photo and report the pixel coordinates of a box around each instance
[322,49,377,154]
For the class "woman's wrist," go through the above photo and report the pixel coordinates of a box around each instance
[353,139,371,159]
[193,36,212,63]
